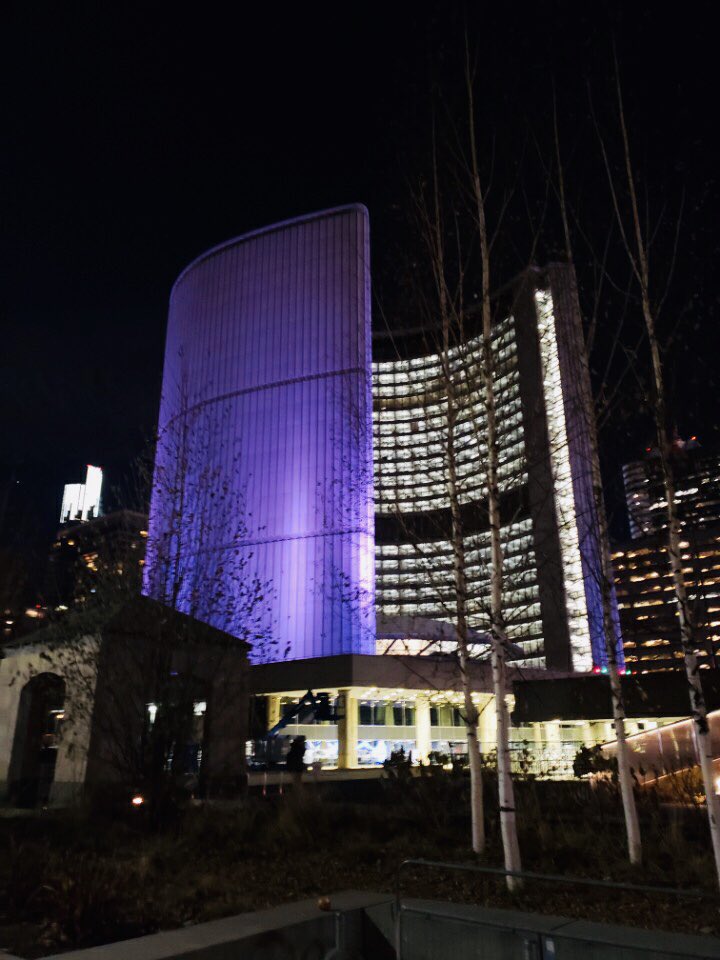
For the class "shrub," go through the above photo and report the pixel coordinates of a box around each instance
[573,744,617,779]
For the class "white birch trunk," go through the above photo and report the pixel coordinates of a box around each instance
[458,625,486,855]
[555,102,642,865]
[444,310,486,857]
[588,369,642,865]
[430,139,486,855]
[607,69,720,882]
[482,282,522,888]
[602,579,642,864]
[466,55,522,884]
[650,331,720,884]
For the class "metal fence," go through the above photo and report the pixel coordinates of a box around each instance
[394,859,720,960]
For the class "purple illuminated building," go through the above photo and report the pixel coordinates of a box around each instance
[143,206,375,662]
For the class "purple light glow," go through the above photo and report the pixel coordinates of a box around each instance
[143,207,375,662]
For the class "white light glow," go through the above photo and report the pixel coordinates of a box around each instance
[60,465,103,523]
[535,289,593,671]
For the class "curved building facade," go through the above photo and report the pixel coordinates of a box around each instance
[143,206,375,662]
[373,316,540,659]
[372,265,621,671]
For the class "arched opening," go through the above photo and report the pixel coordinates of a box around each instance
[8,673,66,807]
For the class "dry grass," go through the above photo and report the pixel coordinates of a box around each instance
[0,771,719,956]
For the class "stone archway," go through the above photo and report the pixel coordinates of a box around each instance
[7,673,65,807]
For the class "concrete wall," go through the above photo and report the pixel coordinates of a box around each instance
[0,638,96,805]
[38,891,393,960]
[30,892,720,960]
[370,897,720,960]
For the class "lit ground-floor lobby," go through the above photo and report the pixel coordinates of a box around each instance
[248,654,671,778]
[4,645,718,809]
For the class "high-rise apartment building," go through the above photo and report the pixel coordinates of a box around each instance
[623,441,720,539]
[59,465,103,524]
[48,510,148,608]
[615,442,720,672]
[612,525,720,673]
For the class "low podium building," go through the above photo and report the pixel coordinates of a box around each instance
[0,597,248,805]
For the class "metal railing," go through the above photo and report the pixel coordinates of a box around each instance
[394,858,713,960]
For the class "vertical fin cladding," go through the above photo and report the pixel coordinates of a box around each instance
[143,206,376,663]
[535,286,594,671]
[545,264,624,669]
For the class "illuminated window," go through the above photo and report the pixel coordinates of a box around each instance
[359,701,386,725]
[393,701,416,726]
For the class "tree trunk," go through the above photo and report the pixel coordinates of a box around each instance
[482,304,522,887]
[609,66,720,881]
[491,632,522,884]
[445,336,486,856]
[458,631,486,854]
[649,326,720,883]
[429,118,487,856]
[555,99,642,865]
[468,58,522,884]
[601,570,642,864]
[587,365,641,864]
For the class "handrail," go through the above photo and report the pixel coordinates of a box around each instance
[394,858,714,960]
[395,857,709,902]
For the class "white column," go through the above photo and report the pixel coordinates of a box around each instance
[337,689,358,769]
[544,721,561,746]
[544,721,561,771]
[266,695,281,731]
[477,694,496,755]
[415,696,431,764]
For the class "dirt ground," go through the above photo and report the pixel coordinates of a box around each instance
[1,774,718,956]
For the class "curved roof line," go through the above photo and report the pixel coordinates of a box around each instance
[171,203,369,297]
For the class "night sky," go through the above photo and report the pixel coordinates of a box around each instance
[2,2,718,571]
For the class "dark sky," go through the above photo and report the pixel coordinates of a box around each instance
[1,2,718,556]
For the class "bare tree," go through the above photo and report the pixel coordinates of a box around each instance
[464,46,522,885]
[144,369,273,654]
[550,107,642,865]
[29,370,272,818]
[593,61,720,882]
[381,68,530,870]
[430,143,487,856]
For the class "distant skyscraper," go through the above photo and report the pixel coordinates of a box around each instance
[143,207,375,663]
[59,465,103,523]
[613,525,720,673]
[615,440,720,672]
[623,441,720,539]
[49,510,148,607]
